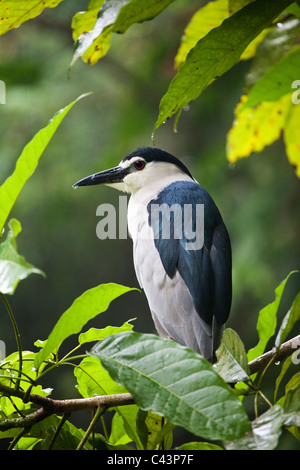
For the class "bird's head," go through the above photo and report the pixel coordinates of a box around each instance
[73,147,194,194]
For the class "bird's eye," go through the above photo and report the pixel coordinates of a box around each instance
[134,160,145,170]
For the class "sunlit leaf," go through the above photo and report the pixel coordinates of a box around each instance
[227,94,291,163]
[78,320,135,345]
[71,0,175,66]
[75,356,126,397]
[0,94,88,235]
[284,101,300,178]
[154,0,293,131]
[0,219,44,295]
[215,328,250,383]
[91,331,250,441]
[174,0,229,69]
[71,0,105,41]
[0,0,63,36]
[34,283,135,368]
[174,0,268,69]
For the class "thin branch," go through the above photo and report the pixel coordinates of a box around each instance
[0,383,134,431]
[248,334,300,375]
[0,334,299,433]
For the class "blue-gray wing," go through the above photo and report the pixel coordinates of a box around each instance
[148,181,232,328]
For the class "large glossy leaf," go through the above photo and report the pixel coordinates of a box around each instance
[0,1,63,36]
[0,219,44,295]
[154,0,293,131]
[71,0,175,66]
[0,94,88,236]
[34,283,135,369]
[91,331,251,441]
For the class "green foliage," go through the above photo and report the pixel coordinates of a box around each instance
[91,331,250,441]
[0,219,44,295]
[0,0,299,452]
[154,0,293,131]
[0,94,87,235]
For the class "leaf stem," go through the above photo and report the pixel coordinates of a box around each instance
[76,406,107,450]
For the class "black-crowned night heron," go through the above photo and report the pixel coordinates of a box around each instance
[73,147,232,362]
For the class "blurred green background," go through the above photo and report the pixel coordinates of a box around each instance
[0,0,299,448]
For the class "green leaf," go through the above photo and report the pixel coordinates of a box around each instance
[75,356,127,397]
[71,0,106,42]
[0,219,44,294]
[215,328,250,383]
[71,0,175,66]
[34,283,135,369]
[91,331,251,441]
[0,0,63,36]
[283,372,300,412]
[274,356,294,403]
[242,47,300,110]
[174,0,268,69]
[176,441,223,450]
[225,405,284,450]
[0,94,88,235]
[248,271,297,363]
[284,98,300,178]
[78,320,135,345]
[136,410,174,450]
[109,405,140,447]
[275,290,300,347]
[154,0,293,131]
[174,0,229,69]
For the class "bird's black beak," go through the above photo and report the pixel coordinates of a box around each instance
[73,165,128,188]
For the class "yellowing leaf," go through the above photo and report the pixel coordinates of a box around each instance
[71,0,105,41]
[284,103,300,178]
[0,0,63,36]
[226,94,291,163]
[174,0,229,69]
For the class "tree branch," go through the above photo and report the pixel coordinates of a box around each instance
[248,334,300,375]
[1,334,299,432]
